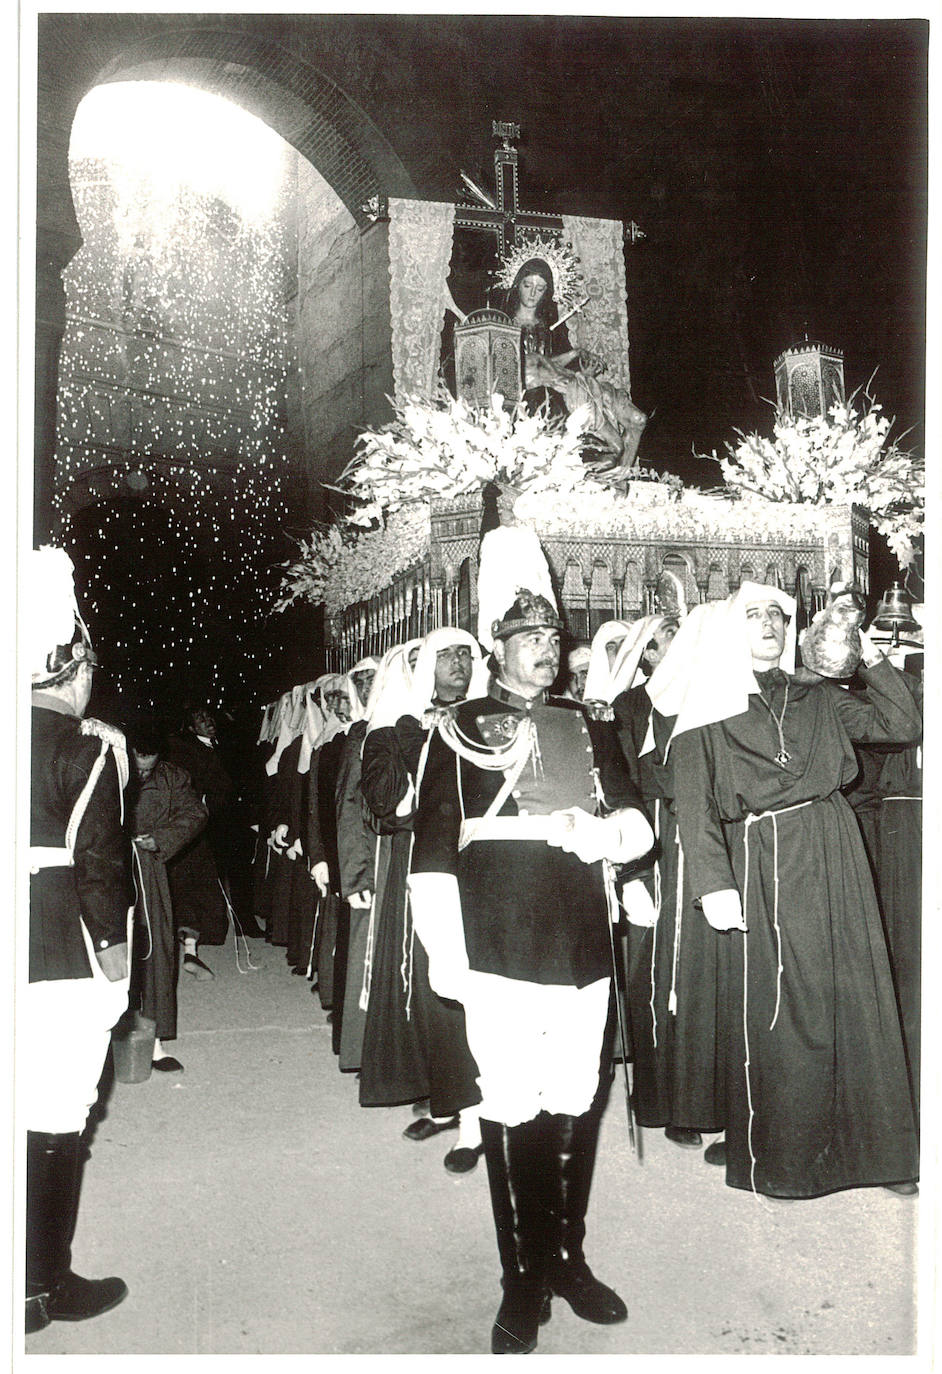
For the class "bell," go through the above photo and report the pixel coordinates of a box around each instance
[872,582,919,635]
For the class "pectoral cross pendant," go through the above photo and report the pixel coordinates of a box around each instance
[774,749,792,768]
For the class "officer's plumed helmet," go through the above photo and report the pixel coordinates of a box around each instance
[29,546,98,688]
[476,525,562,652]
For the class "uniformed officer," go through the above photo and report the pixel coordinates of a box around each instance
[411,526,654,1354]
[25,547,132,1334]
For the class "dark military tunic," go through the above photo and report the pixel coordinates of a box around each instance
[416,681,648,988]
[30,701,131,982]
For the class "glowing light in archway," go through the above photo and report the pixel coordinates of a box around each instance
[70,81,289,230]
[59,80,300,708]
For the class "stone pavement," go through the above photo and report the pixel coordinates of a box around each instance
[21,931,920,1358]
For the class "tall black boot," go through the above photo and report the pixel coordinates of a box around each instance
[25,1131,59,1332]
[543,1111,627,1325]
[480,1116,549,1355]
[28,1131,128,1324]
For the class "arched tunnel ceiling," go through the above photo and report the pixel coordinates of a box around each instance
[36,13,928,466]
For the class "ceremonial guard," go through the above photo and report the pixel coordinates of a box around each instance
[412,527,654,1354]
[25,548,133,1334]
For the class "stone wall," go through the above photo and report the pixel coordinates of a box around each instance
[293,150,393,520]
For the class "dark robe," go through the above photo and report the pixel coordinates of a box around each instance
[334,721,379,1071]
[671,659,921,1197]
[128,762,207,1038]
[263,735,304,949]
[846,672,922,1114]
[613,682,724,1132]
[306,732,346,1016]
[283,740,317,972]
[358,718,481,1115]
[251,744,280,935]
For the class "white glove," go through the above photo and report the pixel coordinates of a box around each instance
[310,861,329,895]
[286,838,303,862]
[395,777,416,819]
[547,807,653,866]
[700,888,747,931]
[620,879,658,927]
[348,890,372,909]
[408,872,470,1002]
[268,822,289,852]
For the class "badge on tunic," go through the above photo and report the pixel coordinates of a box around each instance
[476,712,524,747]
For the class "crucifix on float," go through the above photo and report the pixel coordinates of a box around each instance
[457,121,645,257]
[456,121,564,258]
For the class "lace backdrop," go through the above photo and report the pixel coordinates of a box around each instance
[561,215,632,394]
[388,198,456,402]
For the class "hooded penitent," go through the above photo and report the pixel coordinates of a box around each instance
[646,582,796,752]
[407,627,485,715]
[363,641,424,735]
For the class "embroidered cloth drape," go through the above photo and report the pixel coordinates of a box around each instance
[561,215,632,393]
[389,199,456,402]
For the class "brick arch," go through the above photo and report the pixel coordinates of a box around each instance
[89,30,416,227]
[39,18,416,258]
[35,15,418,538]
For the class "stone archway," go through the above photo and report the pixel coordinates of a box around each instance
[35,14,418,539]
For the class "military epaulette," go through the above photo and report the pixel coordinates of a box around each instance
[475,711,525,748]
[80,717,127,750]
[547,694,582,711]
[421,704,457,730]
[582,701,615,723]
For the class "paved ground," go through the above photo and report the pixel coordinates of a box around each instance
[21,930,921,1359]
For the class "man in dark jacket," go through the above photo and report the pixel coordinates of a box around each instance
[26,548,133,1335]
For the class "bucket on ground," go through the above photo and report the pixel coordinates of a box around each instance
[112,1011,157,1083]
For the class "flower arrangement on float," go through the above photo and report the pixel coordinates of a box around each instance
[275,388,601,613]
[274,381,923,614]
[709,391,924,570]
[340,386,593,514]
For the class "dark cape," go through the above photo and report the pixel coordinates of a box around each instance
[671,659,920,1197]
[613,682,724,1132]
[128,761,207,1038]
[358,718,480,1115]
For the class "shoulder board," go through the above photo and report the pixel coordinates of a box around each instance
[582,701,615,723]
[547,694,581,710]
[421,704,456,730]
[80,718,127,749]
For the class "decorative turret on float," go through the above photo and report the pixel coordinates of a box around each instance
[774,340,845,419]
